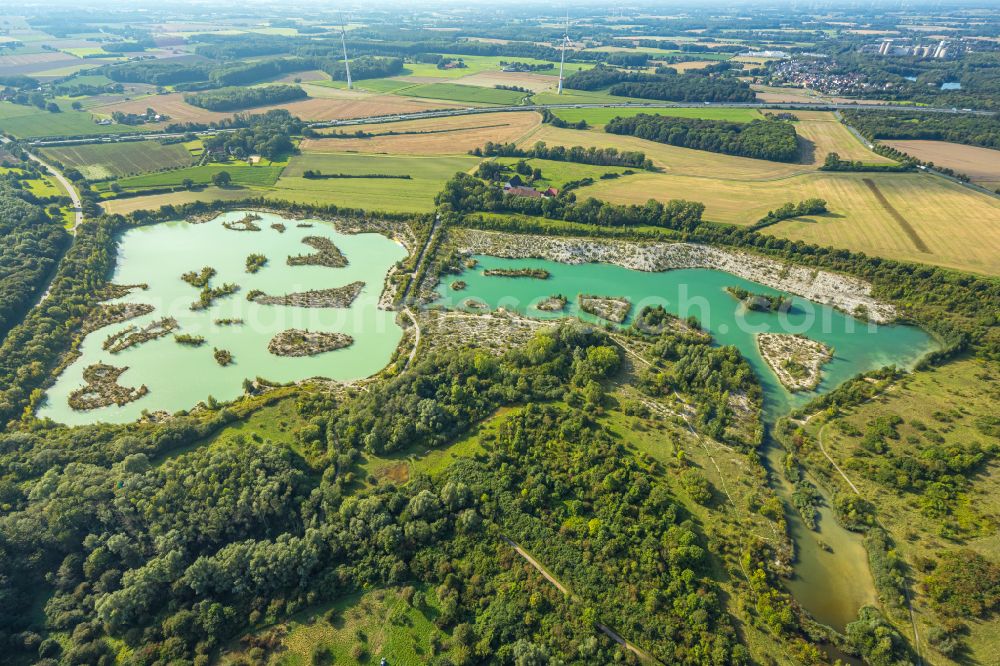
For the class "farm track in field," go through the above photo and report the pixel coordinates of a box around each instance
[863,178,930,253]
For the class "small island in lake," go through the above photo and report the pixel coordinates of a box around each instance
[103,317,179,353]
[579,295,631,323]
[536,294,568,312]
[757,333,833,392]
[287,236,348,268]
[483,268,550,279]
[451,280,466,291]
[248,281,364,308]
[174,334,206,346]
[68,363,148,410]
[222,213,262,232]
[268,329,354,357]
[245,253,267,273]
[213,348,234,366]
[181,266,216,288]
[726,286,792,313]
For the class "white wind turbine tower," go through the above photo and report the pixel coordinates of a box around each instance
[340,16,353,90]
[557,14,571,95]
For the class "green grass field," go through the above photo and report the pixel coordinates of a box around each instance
[40,141,196,180]
[115,164,284,190]
[399,82,526,106]
[493,156,636,189]
[0,103,145,138]
[308,78,418,94]
[549,106,764,125]
[271,152,478,213]
[399,54,588,80]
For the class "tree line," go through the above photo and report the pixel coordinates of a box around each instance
[0,180,68,344]
[184,84,307,112]
[472,140,653,169]
[436,172,705,229]
[843,110,1000,149]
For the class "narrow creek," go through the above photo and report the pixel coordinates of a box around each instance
[436,254,938,632]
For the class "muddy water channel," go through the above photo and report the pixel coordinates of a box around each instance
[436,254,939,631]
[39,212,407,425]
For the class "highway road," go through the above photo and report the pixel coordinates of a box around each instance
[19,98,995,148]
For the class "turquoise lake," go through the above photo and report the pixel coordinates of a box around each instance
[39,212,408,425]
[435,255,938,419]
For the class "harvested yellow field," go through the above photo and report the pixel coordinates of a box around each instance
[792,113,897,164]
[525,124,813,179]
[664,60,719,72]
[99,187,253,215]
[455,71,558,92]
[577,171,1000,274]
[302,111,542,155]
[91,91,465,126]
[751,84,826,104]
[883,140,1000,189]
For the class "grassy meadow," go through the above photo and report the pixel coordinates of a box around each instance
[796,358,1000,664]
[268,152,478,212]
[0,102,143,138]
[113,164,284,190]
[398,82,527,105]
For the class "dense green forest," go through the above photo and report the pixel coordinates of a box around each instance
[0,180,68,343]
[605,114,801,162]
[563,64,754,102]
[184,85,307,112]
[841,110,1000,149]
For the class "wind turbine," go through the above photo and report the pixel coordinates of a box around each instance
[557,14,570,95]
[340,15,353,90]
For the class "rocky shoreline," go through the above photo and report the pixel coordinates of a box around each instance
[450,229,895,323]
[268,329,354,357]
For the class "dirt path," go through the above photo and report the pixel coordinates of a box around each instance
[500,535,657,663]
[401,306,420,369]
[862,178,930,253]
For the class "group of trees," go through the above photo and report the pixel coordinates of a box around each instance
[200,109,301,160]
[820,152,915,173]
[561,64,754,102]
[751,198,828,230]
[436,172,705,229]
[472,140,652,169]
[184,84,307,112]
[0,181,68,343]
[606,114,801,162]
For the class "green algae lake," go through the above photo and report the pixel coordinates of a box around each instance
[40,224,938,632]
[436,254,939,631]
[39,211,407,425]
